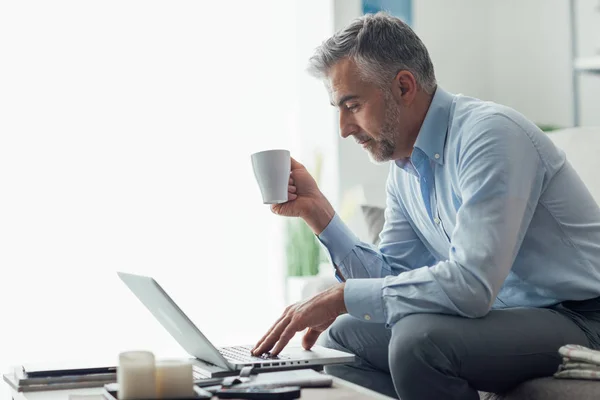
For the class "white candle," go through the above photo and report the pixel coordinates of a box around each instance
[118,351,157,400]
[155,359,194,399]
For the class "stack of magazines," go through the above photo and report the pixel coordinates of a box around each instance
[3,363,116,392]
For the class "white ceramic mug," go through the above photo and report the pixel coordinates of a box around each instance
[251,149,291,204]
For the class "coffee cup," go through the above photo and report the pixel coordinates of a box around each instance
[251,149,291,204]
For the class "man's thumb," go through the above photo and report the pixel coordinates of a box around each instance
[302,328,322,350]
[291,157,304,170]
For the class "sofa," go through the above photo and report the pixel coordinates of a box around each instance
[355,127,600,399]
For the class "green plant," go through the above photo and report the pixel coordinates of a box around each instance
[537,124,562,132]
[286,218,321,277]
[285,151,324,277]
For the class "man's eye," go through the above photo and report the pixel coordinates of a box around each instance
[346,104,359,112]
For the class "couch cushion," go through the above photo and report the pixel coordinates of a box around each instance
[480,377,600,399]
[360,204,385,246]
[548,127,600,204]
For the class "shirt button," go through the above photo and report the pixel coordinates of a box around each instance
[434,217,441,225]
[364,314,371,321]
[434,153,440,159]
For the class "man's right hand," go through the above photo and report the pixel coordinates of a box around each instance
[271,157,335,235]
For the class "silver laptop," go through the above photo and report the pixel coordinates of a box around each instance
[117,272,355,376]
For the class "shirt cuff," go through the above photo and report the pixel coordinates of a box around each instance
[344,279,386,324]
[317,213,360,267]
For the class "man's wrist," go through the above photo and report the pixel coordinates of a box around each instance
[304,198,335,235]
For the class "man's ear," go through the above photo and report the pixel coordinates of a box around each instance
[391,70,417,104]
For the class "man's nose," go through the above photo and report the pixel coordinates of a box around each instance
[340,127,354,139]
[339,111,356,139]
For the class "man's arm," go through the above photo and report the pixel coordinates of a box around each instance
[318,166,437,281]
[344,115,546,326]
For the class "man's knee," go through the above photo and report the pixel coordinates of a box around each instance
[389,314,461,384]
[318,314,361,352]
[320,314,392,380]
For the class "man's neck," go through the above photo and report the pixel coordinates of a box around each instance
[394,88,436,160]
[413,88,436,139]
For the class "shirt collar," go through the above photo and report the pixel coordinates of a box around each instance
[395,157,419,177]
[411,86,454,165]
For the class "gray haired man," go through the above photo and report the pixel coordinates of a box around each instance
[252,12,600,400]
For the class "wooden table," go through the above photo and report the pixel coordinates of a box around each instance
[9,376,394,400]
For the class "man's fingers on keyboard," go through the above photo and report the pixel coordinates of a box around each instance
[255,316,291,355]
[253,331,272,354]
[252,314,287,354]
[255,330,282,355]
[253,337,271,356]
[254,339,275,356]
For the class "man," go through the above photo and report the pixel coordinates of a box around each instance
[252,12,600,400]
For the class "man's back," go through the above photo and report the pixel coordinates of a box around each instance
[391,88,600,309]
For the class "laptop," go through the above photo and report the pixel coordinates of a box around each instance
[117,272,355,377]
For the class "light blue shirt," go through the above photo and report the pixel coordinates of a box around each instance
[319,87,600,327]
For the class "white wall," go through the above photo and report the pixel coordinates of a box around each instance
[292,0,339,207]
[413,0,491,100]
[574,0,600,126]
[488,0,573,127]
[489,0,571,126]
[416,0,600,128]
[488,0,600,128]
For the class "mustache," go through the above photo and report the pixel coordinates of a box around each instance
[353,133,372,144]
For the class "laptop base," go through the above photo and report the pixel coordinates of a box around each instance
[191,358,325,379]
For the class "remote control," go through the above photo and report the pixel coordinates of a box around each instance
[216,385,301,400]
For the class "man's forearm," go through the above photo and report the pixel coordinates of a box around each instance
[304,198,335,235]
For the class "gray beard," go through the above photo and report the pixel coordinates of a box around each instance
[366,93,402,164]
[366,137,395,164]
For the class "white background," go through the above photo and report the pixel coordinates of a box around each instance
[0,1,336,397]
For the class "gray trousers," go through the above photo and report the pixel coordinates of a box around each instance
[320,301,600,400]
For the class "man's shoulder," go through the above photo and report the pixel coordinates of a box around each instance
[451,95,534,135]
[446,94,562,172]
[449,95,543,149]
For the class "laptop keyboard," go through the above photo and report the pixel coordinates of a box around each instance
[218,345,289,363]
[193,370,209,380]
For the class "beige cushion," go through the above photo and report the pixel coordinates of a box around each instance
[360,205,385,246]
[547,127,600,204]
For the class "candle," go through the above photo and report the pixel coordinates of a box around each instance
[155,359,194,399]
[118,351,157,400]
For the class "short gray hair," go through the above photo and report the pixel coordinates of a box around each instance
[308,12,436,94]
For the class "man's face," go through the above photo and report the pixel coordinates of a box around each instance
[328,58,409,163]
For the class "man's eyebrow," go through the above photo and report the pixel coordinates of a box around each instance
[330,94,359,107]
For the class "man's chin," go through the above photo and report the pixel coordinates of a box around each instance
[365,149,391,165]
[360,141,394,164]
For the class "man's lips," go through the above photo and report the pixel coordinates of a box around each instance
[357,138,372,147]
